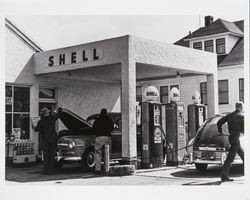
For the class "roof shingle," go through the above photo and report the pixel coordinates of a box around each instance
[218,38,244,67]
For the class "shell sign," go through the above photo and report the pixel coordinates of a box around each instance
[192,90,201,104]
[143,86,159,101]
[170,87,180,102]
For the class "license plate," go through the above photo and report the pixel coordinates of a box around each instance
[201,151,215,159]
[199,147,216,151]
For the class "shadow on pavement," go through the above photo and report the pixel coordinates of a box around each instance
[182,181,222,186]
[6,164,101,183]
[171,164,244,179]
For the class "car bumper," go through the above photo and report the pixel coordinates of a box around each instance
[56,154,82,162]
[188,150,227,165]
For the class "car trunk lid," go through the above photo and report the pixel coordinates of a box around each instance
[194,116,230,149]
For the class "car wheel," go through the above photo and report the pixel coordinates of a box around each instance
[81,147,95,171]
[195,163,208,171]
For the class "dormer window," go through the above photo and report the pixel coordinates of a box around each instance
[204,40,214,52]
[216,38,226,54]
[193,42,202,50]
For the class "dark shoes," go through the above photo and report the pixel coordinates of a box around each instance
[221,176,234,182]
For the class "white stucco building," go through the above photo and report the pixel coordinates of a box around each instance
[5,18,218,165]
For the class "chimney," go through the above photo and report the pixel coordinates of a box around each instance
[204,15,214,26]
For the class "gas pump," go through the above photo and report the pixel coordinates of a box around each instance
[141,86,163,169]
[187,90,206,141]
[164,87,186,165]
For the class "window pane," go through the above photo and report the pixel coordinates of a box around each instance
[6,114,12,139]
[39,88,55,99]
[218,80,228,104]
[200,82,207,93]
[193,42,202,50]
[201,94,207,105]
[160,86,168,96]
[219,92,229,104]
[205,40,214,52]
[200,82,207,105]
[239,79,244,90]
[217,45,225,54]
[13,114,30,139]
[160,86,168,104]
[239,79,244,102]
[216,38,225,54]
[6,86,12,97]
[216,38,225,45]
[14,87,30,112]
[205,46,214,52]
[239,92,244,102]
[136,86,142,102]
[218,80,228,92]
[5,86,12,112]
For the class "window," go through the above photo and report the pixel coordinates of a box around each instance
[5,85,30,139]
[204,40,214,52]
[218,80,229,104]
[216,38,226,54]
[39,88,55,99]
[136,86,142,102]
[193,42,202,50]
[200,82,207,105]
[239,78,244,102]
[160,85,179,104]
[160,86,168,104]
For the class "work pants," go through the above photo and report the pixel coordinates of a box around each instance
[94,136,111,172]
[221,141,244,178]
[43,142,57,174]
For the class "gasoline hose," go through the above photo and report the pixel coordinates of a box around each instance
[142,126,229,163]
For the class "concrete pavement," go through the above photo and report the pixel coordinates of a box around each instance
[5,163,244,186]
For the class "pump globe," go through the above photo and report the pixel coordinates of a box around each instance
[170,87,180,102]
[143,86,159,101]
[192,90,201,104]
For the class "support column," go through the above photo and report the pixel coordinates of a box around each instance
[121,61,137,166]
[30,84,39,156]
[207,74,219,117]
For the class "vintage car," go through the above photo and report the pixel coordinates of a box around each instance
[187,114,244,171]
[56,107,142,171]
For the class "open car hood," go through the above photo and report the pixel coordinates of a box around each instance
[59,107,92,131]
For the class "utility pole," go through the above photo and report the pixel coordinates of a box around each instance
[199,15,201,28]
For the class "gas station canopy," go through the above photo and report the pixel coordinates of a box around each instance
[32,35,218,164]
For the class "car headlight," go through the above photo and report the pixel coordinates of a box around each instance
[68,141,75,149]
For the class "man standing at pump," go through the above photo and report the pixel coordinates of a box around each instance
[217,102,244,182]
[33,106,62,174]
[93,108,114,174]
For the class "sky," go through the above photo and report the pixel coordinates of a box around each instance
[7,14,247,51]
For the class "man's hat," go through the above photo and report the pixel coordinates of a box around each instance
[41,107,50,115]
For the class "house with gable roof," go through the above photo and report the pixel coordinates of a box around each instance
[174,16,244,113]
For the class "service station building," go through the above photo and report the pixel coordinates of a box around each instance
[6,29,218,165]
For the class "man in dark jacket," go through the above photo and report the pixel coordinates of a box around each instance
[93,108,114,174]
[217,102,244,182]
[34,106,62,174]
